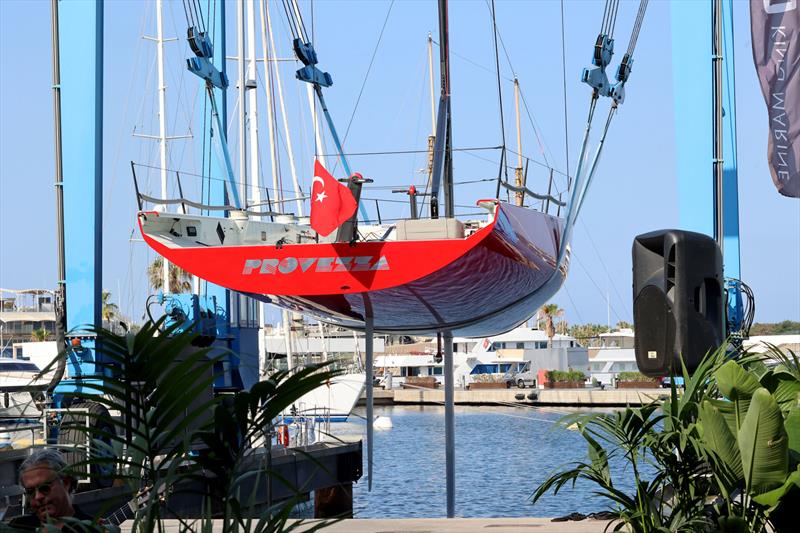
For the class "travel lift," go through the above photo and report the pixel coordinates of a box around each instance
[48,0,257,486]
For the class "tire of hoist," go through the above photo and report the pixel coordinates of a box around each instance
[57,400,116,490]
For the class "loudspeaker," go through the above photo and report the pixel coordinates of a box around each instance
[632,230,724,377]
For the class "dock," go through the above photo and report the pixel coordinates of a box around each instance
[1,441,363,520]
[121,517,614,532]
[362,387,668,407]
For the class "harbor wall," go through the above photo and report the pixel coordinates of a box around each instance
[362,387,668,407]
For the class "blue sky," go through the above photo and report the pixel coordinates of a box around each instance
[1,0,798,329]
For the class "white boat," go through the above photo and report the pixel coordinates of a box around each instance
[0,359,49,393]
[287,372,366,423]
[0,359,48,422]
[265,322,368,422]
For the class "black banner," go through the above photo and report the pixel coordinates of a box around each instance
[750,0,800,198]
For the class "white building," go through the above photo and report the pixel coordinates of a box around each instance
[375,326,587,388]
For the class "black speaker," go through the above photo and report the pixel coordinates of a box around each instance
[632,230,724,377]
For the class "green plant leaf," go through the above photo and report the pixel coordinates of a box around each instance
[751,467,800,508]
[738,387,789,494]
[785,407,800,457]
[715,515,750,533]
[706,398,745,437]
[698,400,743,480]
[716,360,761,401]
[771,379,800,415]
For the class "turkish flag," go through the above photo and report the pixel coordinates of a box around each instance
[310,160,357,237]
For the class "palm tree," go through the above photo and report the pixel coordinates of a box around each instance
[30,328,50,342]
[147,257,192,293]
[539,303,564,348]
[101,290,119,325]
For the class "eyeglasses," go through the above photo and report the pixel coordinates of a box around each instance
[23,478,60,499]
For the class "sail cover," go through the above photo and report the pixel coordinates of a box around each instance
[750,0,800,198]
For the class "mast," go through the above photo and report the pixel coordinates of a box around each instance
[258,0,280,210]
[290,0,328,170]
[264,0,304,215]
[425,33,436,214]
[514,78,523,206]
[439,0,454,218]
[428,33,436,135]
[430,0,454,219]
[246,0,261,217]
[237,0,247,208]
[156,0,171,293]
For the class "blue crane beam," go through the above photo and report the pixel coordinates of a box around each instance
[53,0,104,398]
[671,0,743,332]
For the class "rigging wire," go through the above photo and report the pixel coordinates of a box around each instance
[579,222,633,321]
[627,0,648,55]
[483,4,557,169]
[318,145,502,158]
[571,249,625,325]
[290,0,310,43]
[334,0,396,175]
[430,38,514,83]
[562,285,585,325]
[489,0,509,197]
[517,90,551,169]
[560,0,571,191]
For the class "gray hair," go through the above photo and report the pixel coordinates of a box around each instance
[19,448,71,485]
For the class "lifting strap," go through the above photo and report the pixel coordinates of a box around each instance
[560,0,648,262]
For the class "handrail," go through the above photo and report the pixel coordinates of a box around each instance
[499,180,566,207]
[136,193,285,218]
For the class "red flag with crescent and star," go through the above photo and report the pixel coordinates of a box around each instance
[310,160,357,237]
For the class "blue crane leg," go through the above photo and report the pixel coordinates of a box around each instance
[55,0,104,397]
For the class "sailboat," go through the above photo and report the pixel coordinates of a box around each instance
[269,319,366,422]
[139,0,644,335]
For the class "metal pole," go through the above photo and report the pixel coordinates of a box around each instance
[514,78,524,206]
[155,0,171,293]
[712,0,724,253]
[437,0,454,219]
[425,33,436,215]
[49,0,67,394]
[246,0,261,217]
[237,0,247,209]
[443,329,455,517]
[282,310,294,370]
[263,0,303,214]
[428,33,436,135]
[364,304,375,491]
[258,0,280,212]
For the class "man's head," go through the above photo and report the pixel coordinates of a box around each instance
[19,448,75,523]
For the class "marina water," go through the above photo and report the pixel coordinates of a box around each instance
[335,405,640,518]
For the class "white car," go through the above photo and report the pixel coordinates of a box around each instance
[503,362,536,388]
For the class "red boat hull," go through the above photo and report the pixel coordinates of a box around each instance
[140,202,567,337]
